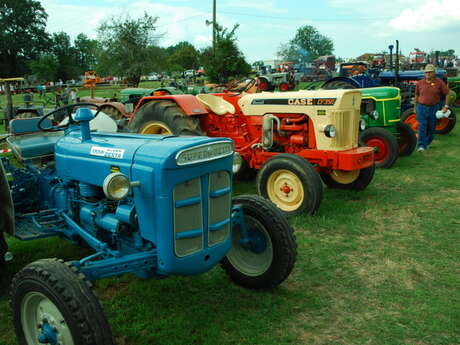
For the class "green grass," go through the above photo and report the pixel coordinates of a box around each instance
[0,109,459,345]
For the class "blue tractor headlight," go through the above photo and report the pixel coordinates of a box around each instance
[103,173,130,200]
[176,142,233,166]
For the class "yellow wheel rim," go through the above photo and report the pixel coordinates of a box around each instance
[266,169,304,212]
[330,169,360,184]
[139,121,173,135]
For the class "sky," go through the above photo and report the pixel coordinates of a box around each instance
[40,0,460,63]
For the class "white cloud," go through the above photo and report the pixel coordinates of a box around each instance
[41,0,212,46]
[193,34,211,47]
[389,0,460,32]
[219,0,288,15]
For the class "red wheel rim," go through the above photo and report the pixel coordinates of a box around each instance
[258,81,268,91]
[403,113,418,132]
[435,117,450,131]
[366,137,389,164]
[279,83,289,91]
[454,98,460,107]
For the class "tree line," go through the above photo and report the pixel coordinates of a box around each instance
[0,0,255,85]
[1,0,338,85]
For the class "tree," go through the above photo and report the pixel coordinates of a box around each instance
[29,54,58,81]
[201,24,251,83]
[167,41,200,71]
[278,25,334,63]
[74,34,99,72]
[50,32,80,81]
[0,0,50,77]
[97,12,163,86]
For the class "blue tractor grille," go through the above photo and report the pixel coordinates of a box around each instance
[173,171,231,257]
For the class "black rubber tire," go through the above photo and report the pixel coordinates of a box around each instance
[256,154,323,215]
[278,82,290,92]
[322,79,356,90]
[359,127,399,168]
[10,258,114,345]
[0,233,7,281]
[233,157,257,181]
[400,91,410,106]
[435,111,456,134]
[400,108,418,133]
[221,195,297,289]
[396,122,417,156]
[320,164,375,190]
[257,78,274,92]
[129,100,204,135]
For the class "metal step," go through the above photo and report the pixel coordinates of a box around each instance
[14,210,64,241]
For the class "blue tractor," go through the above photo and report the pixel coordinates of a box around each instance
[0,103,297,345]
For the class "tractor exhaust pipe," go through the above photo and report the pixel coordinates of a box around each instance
[262,114,282,149]
[388,44,394,70]
[395,40,399,84]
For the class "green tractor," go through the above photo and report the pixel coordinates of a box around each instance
[358,87,417,168]
[448,76,460,108]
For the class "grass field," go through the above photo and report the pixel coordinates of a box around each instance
[0,100,458,345]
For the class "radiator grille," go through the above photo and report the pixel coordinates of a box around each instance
[331,110,359,149]
[173,171,231,257]
[173,177,203,257]
[208,171,231,246]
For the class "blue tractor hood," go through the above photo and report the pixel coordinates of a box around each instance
[55,131,233,186]
[379,69,447,81]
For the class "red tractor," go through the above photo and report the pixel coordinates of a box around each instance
[125,89,375,215]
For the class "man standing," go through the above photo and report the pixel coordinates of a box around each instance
[414,64,450,151]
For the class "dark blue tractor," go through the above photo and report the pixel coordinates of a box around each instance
[0,104,297,345]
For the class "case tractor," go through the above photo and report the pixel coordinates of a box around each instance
[0,104,297,345]
[126,89,376,215]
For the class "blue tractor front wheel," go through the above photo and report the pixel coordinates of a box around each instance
[10,259,114,345]
[221,195,297,289]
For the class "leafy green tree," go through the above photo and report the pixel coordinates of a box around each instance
[97,12,163,86]
[51,32,80,81]
[167,41,200,71]
[0,0,50,77]
[74,33,98,72]
[278,25,334,63]
[29,55,58,81]
[201,24,251,83]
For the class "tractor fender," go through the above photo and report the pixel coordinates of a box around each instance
[322,76,361,89]
[134,95,208,116]
[99,102,129,118]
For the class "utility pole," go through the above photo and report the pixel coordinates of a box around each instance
[206,0,217,55]
[212,0,216,55]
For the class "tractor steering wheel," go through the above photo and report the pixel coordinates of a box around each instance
[37,103,102,132]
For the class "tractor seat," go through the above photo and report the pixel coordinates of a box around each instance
[7,132,63,160]
[196,94,235,115]
[6,117,62,160]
